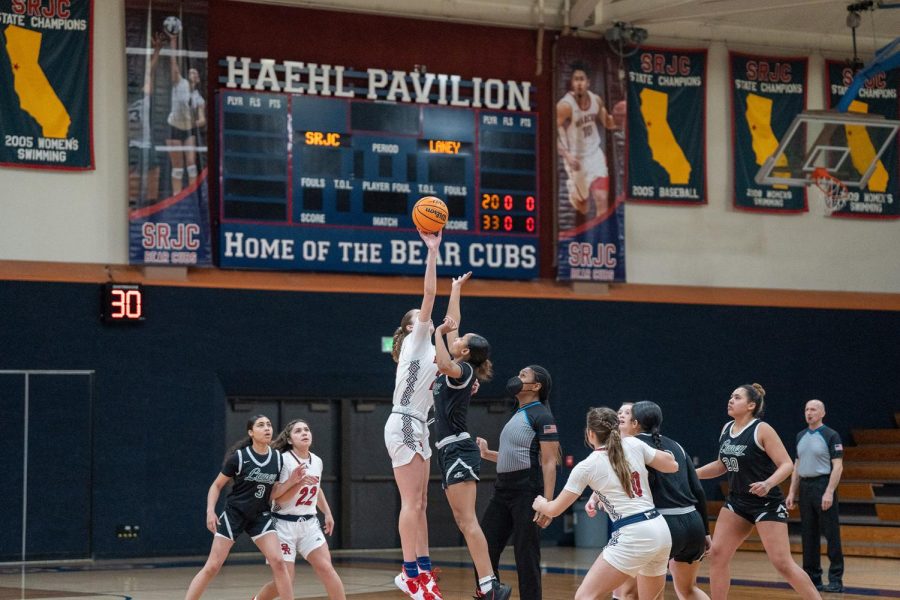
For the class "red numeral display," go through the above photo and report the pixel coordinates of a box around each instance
[110,289,142,319]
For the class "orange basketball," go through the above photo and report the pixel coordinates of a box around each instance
[412,196,449,233]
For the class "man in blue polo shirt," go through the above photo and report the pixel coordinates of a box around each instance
[786,399,844,593]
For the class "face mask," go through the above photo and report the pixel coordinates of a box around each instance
[505,376,523,398]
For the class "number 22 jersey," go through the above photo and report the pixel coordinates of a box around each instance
[273,450,323,516]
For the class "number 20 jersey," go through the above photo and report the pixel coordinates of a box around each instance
[273,450,323,516]
[718,419,782,501]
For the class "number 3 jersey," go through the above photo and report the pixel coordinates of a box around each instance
[273,450,323,516]
[718,419,782,501]
[221,446,283,517]
[563,436,657,523]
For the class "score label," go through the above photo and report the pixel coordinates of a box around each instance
[217,90,540,279]
[102,284,144,323]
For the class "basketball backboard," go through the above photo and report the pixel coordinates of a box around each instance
[755,110,900,189]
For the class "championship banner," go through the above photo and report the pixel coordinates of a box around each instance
[0,0,93,170]
[126,0,211,266]
[625,47,706,205]
[826,60,900,219]
[555,36,626,283]
[731,52,808,212]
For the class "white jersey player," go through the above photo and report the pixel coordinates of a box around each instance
[385,229,447,600]
[533,407,678,600]
[557,62,617,218]
[253,420,345,600]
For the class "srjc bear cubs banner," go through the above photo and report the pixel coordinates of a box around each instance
[555,36,626,283]
[0,0,93,170]
[826,60,900,219]
[626,47,707,205]
[126,0,211,266]
[731,52,807,212]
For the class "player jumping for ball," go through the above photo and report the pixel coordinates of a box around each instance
[557,61,617,218]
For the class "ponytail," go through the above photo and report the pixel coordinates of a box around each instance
[586,407,635,498]
[632,401,664,450]
[391,309,418,363]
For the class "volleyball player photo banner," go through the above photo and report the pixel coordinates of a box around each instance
[826,60,900,219]
[126,0,211,266]
[625,47,707,205]
[731,52,808,212]
[0,0,93,170]
[555,36,626,283]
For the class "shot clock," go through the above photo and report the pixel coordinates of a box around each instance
[218,90,540,279]
[101,284,144,323]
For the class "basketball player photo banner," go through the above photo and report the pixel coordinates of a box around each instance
[625,47,707,205]
[826,60,899,219]
[555,36,626,283]
[126,0,212,266]
[731,52,808,212]
[0,0,93,170]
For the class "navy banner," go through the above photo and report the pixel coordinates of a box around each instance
[826,60,900,219]
[625,47,706,205]
[126,0,211,266]
[731,52,808,212]
[0,0,93,170]
[555,36,626,282]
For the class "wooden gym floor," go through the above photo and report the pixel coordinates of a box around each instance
[1,546,898,599]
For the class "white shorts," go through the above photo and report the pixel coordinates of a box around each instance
[385,412,432,468]
[565,149,609,202]
[602,516,672,577]
[273,516,326,562]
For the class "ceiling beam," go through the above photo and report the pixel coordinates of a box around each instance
[569,0,600,28]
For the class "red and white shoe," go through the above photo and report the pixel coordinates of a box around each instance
[395,572,434,600]
[420,568,443,600]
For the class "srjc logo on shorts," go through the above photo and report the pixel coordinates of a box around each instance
[281,543,291,556]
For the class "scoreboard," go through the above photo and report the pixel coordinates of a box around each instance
[217,90,540,279]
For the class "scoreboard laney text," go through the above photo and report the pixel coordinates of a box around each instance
[218,87,540,279]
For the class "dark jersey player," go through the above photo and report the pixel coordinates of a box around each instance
[184,415,298,600]
[697,384,821,600]
[432,298,510,600]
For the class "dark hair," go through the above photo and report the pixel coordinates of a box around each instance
[632,401,663,449]
[272,418,309,453]
[391,309,418,363]
[226,414,269,457]
[739,383,767,417]
[586,407,634,497]
[465,334,493,382]
[570,60,589,77]
[528,365,552,403]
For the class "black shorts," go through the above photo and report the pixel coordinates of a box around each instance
[725,494,788,524]
[216,505,276,541]
[437,438,482,489]
[662,510,707,563]
[169,126,195,142]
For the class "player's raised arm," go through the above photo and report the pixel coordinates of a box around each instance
[444,271,471,347]
[418,229,441,323]
[434,316,463,378]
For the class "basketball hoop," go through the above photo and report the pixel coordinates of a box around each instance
[811,167,850,214]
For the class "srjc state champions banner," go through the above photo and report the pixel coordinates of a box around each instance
[0,0,93,170]
[626,47,707,205]
[731,52,807,212]
[826,60,900,219]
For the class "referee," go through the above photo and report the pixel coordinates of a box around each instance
[476,365,559,600]
[787,399,845,593]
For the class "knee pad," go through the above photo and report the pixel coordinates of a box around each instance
[171,167,184,179]
[186,164,198,178]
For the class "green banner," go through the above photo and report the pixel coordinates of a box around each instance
[0,0,93,170]
[626,47,706,205]
[731,52,807,212]
[826,60,900,219]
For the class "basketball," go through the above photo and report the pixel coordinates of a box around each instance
[163,15,182,36]
[412,196,448,233]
